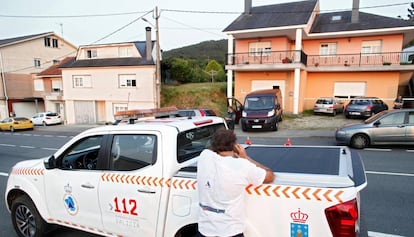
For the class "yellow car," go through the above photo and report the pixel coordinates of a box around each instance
[0,117,34,132]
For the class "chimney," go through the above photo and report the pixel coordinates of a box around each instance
[245,0,252,14]
[145,26,152,61]
[351,0,359,23]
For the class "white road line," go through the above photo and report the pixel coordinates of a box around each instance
[0,172,8,177]
[364,148,392,152]
[368,231,406,237]
[20,146,35,149]
[366,170,414,177]
[406,150,414,153]
[0,144,15,147]
[42,148,58,151]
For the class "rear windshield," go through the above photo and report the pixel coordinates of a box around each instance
[316,99,333,104]
[244,95,275,110]
[177,123,225,163]
[46,112,59,116]
[350,99,370,105]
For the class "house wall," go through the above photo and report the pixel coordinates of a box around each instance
[0,37,76,74]
[62,66,155,124]
[304,71,400,110]
[77,43,141,60]
[235,37,290,52]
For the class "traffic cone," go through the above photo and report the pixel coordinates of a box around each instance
[284,138,292,146]
[245,136,252,145]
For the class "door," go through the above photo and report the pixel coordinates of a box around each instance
[227,97,243,124]
[406,111,414,143]
[44,135,105,231]
[370,111,407,144]
[99,133,163,236]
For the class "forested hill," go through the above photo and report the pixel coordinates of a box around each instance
[163,39,227,65]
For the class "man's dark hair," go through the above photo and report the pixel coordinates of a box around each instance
[210,129,237,153]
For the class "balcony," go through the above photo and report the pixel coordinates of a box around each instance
[226,50,414,72]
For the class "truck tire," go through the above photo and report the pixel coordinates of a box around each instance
[241,122,247,132]
[11,195,50,237]
[272,121,278,131]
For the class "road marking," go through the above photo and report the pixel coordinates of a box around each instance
[368,231,406,237]
[20,145,35,149]
[0,172,8,177]
[0,144,15,147]
[406,150,414,153]
[364,148,392,152]
[42,148,58,151]
[366,171,414,177]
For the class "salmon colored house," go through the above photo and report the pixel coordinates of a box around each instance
[224,0,414,114]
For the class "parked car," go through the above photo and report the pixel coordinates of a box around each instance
[336,109,414,149]
[313,97,344,116]
[177,108,217,118]
[31,112,62,126]
[344,97,388,119]
[0,117,33,132]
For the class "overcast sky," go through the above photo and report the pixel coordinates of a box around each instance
[1,0,412,50]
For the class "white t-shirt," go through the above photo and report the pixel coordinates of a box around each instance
[197,149,266,236]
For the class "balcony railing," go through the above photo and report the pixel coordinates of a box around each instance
[227,50,307,66]
[226,50,414,67]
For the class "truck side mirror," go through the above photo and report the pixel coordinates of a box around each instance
[44,155,56,169]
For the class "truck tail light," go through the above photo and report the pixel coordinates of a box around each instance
[325,199,358,237]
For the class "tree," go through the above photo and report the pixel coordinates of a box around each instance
[204,60,226,82]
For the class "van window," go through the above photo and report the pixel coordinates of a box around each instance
[244,95,275,110]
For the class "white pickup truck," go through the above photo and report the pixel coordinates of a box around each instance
[5,116,367,237]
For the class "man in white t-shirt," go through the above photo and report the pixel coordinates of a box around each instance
[197,129,275,237]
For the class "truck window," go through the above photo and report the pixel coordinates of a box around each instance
[60,135,103,170]
[177,124,225,163]
[110,134,157,171]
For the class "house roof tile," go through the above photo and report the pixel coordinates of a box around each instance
[0,32,54,47]
[223,0,317,32]
[310,11,414,33]
[59,57,153,68]
[37,57,75,77]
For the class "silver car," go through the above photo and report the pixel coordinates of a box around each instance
[335,109,414,149]
[313,97,344,116]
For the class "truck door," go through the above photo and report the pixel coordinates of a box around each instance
[44,135,105,232]
[99,133,163,236]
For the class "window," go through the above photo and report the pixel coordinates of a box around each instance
[53,59,60,64]
[113,103,128,114]
[177,124,226,163]
[34,58,41,68]
[119,47,132,57]
[361,40,381,54]
[86,49,98,59]
[119,74,137,88]
[44,37,51,47]
[52,39,58,48]
[320,43,337,56]
[334,82,366,99]
[379,112,405,126]
[34,79,44,91]
[73,75,92,88]
[249,42,272,56]
[60,135,103,170]
[52,80,63,92]
[111,134,157,171]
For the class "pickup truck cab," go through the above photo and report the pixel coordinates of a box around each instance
[5,116,367,237]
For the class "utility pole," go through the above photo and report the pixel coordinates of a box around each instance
[155,7,161,108]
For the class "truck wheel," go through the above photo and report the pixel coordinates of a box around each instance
[350,134,369,149]
[11,195,49,237]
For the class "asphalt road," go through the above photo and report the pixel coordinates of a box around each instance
[0,124,413,237]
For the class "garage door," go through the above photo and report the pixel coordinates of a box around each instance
[74,101,96,124]
[12,102,40,118]
[334,82,366,99]
[251,80,285,107]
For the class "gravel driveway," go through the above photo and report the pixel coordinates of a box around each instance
[279,114,363,130]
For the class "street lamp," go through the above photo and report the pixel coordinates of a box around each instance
[142,7,161,108]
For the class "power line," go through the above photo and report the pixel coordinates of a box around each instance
[0,11,152,19]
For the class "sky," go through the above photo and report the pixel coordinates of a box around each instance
[1,0,412,51]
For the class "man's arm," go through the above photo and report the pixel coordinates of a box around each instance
[234,143,275,183]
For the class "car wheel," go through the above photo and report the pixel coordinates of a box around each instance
[332,110,337,117]
[272,121,278,131]
[11,195,50,237]
[42,121,47,126]
[10,126,15,132]
[350,134,369,149]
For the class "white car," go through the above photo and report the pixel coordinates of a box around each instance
[31,112,62,126]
